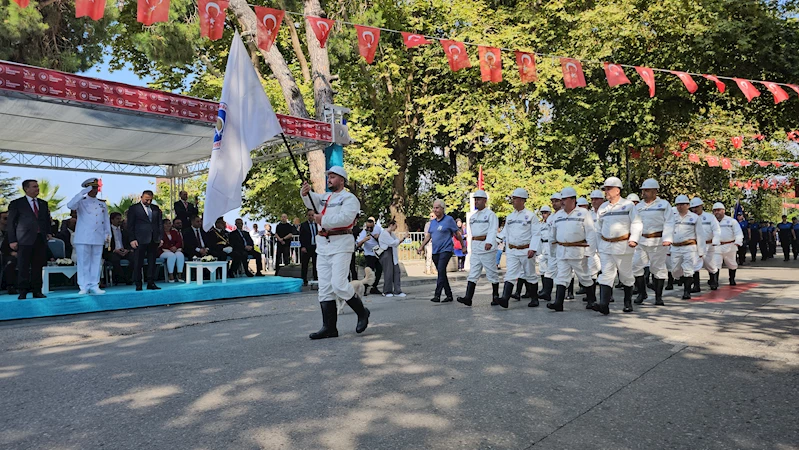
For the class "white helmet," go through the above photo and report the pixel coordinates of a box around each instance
[639,178,660,190]
[675,195,690,204]
[550,192,562,200]
[689,197,704,208]
[590,189,604,199]
[561,187,578,198]
[325,165,348,181]
[576,197,589,206]
[626,193,641,202]
[712,202,725,210]
[603,176,623,189]
[512,188,529,199]
[540,205,552,213]
[473,190,488,199]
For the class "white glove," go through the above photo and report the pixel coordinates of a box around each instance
[223,246,233,254]
[81,186,92,195]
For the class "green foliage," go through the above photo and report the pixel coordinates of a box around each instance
[108,195,139,215]
[0,162,18,209]
[242,158,307,221]
[153,175,207,219]
[18,178,63,212]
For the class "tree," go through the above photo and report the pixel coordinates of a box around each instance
[108,195,139,215]
[0,162,18,209]
[153,176,207,219]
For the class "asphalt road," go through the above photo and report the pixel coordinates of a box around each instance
[1,262,797,450]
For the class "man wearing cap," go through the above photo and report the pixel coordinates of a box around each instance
[670,195,707,299]
[690,197,721,291]
[712,203,743,286]
[495,188,539,308]
[301,166,370,340]
[457,190,499,306]
[539,192,563,302]
[626,194,641,205]
[632,179,673,306]
[67,179,111,295]
[547,187,597,311]
[536,205,552,290]
[776,215,794,262]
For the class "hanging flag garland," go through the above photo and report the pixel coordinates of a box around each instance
[307,16,334,48]
[478,46,502,83]
[198,0,228,41]
[76,0,107,20]
[354,25,380,64]
[401,32,431,48]
[254,7,284,52]
[604,62,630,87]
[561,58,586,89]
[440,40,471,72]
[515,51,538,83]
[137,0,170,26]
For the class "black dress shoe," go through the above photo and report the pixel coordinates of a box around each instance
[32,292,46,299]
[245,271,255,277]
[255,272,265,277]
[17,291,28,300]
[430,297,441,303]
[147,283,161,290]
[442,297,454,303]
[7,287,17,295]
[135,284,143,291]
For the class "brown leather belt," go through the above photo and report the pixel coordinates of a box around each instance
[642,231,663,238]
[318,229,353,237]
[721,240,736,245]
[706,240,713,244]
[672,240,697,247]
[557,240,589,247]
[472,235,487,241]
[509,244,530,249]
[601,233,631,242]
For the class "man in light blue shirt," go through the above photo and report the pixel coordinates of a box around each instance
[418,199,465,302]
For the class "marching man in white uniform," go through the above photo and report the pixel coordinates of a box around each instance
[669,195,707,300]
[632,179,674,306]
[496,188,540,308]
[547,187,597,311]
[67,178,111,295]
[539,192,562,302]
[301,166,370,340]
[690,197,721,292]
[711,203,744,286]
[595,177,642,314]
[457,190,499,306]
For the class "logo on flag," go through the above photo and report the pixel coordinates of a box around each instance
[213,102,227,151]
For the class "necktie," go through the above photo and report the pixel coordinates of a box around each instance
[32,199,38,217]
[195,229,202,247]
[145,205,151,220]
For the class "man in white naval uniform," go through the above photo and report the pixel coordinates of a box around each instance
[632,179,674,306]
[547,187,597,311]
[539,192,563,302]
[711,203,744,286]
[496,188,540,308]
[457,190,499,306]
[67,178,111,295]
[301,166,370,340]
[595,177,642,314]
[536,205,552,283]
[669,195,707,299]
[690,197,721,292]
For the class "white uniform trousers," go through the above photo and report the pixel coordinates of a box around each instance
[544,249,558,279]
[537,253,548,277]
[632,244,669,280]
[504,250,539,283]
[587,253,600,279]
[555,258,593,287]
[467,251,499,284]
[666,252,673,272]
[598,252,634,287]
[695,245,718,273]
[670,246,698,279]
[317,252,355,303]
[712,243,739,271]
[75,244,103,291]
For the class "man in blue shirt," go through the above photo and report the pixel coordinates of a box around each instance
[748,221,760,263]
[417,199,466,302]
[793,217,799,260]
[777,215,794,261]
[759,222,770,260]
[768,222,777,258]
[736,213,748,266]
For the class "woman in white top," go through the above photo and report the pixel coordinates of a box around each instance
[378,220,405,297]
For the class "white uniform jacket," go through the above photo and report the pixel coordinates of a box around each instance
[717,216,744,248]
[596,198,642,255]
[468,207,499,254]
[637,198,674,246]
[671,212,708,257]
[497,208,539,253]
[301,189,360,256]
[699,212,721,247]
[551,208,597,260]
[67,189,111,246]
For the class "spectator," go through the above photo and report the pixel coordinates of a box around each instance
[424,211,435,275]
[454,218,467,271]
[292,217,302,234]
[172,218,184,233]
[105,212,134,285]
[350,214,362,281]
[262,223,274,268]
[57,210,77,260]
[159,218,185,282]
[231,218,262,276]
[417,199,466,303]
[299,210,319,286]
[378,219,405,297]
[496,223,505,269]
[8,179,53,299]
[275,214,295,275]
[173,191,199,229]
[356,218,383,294]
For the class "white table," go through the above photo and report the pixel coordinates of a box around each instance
[184,261,228,285]
[42,265,78,294]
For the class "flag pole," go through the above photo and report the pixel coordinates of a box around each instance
[281,133,319,214]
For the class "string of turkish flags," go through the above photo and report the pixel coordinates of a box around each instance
[663,149,799,170]
[11,0,799,105]
[730,179,794,191]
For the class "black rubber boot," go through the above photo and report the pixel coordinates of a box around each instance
[576,284,586,295]
[546,285,566,311]
[729,269,737,286]
[540,277,553,302]
[645,267,654,290]
[709,272,718,291]
[566,279,575,300]
[522,280,533,299]
[691,273,701,293]
[666,272,674,290]
[584,282,597,309]
[634,276,648,304]
[623,285,634,313]
[497,281,514,308]
[527,282,539,307]
[682,276,692,300]
[345,295,370,333]
[457,281,476,306]
[511,279,524,300]
[654,278,665,306]
[676,274,683,287]
[593,285,612,315]
[309,301,339,340]
[491,283,500,305]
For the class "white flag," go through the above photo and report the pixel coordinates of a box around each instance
[203,31,282,231]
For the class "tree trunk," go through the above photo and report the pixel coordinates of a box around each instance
[282,10,311,84]
[390,138,410,233]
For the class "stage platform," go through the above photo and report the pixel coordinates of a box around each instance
[0,276,303,322]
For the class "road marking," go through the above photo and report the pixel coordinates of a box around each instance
[689,282,758,303]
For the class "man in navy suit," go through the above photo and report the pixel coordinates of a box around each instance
[7,179,52,300]
[126,190,163,291]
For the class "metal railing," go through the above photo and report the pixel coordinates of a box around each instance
[395,232,426,261]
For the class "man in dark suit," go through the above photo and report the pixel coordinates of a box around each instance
[173,191,199,228]
[56,210,77,258]
[126,190,163,291]
[7,179,52,299]
[230,218,263,276]
[299,209,318,286]
[104,212,134,285]
[1,210,19,294]
[182,215,211,260]
[208,217,244,278]
[274,213,295,275]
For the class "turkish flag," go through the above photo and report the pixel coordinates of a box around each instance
[515,51,537,83]
[773,161,783,168]
[478,166,484,190]
[731,136,743,149]
[672,151,683,157]
[630,149,642,159]
[604,63,630,87]
[739,159,752,167]
[702,74,726,93]
[76,0,106,20]
[688,153,700,163]
[98,178,103,192]
[355,26,380,64]
[763,82,789,104]
[11,0,29,7]
[721,158,733,170]
[787,85,799,96]
[679,141,690,151]
[705,155,720,167]
[635,67,655,97]
[307,16,334,48]
[756,161,769,167]
[753,134,765,141]
[254,7,284,52]
[198,0,227,41]
[705,139,716,150]
[440,40,471,72]
[478,46,502,83]
[672,71,698,94]
[401,32,431,48]
[745,180,752,190]
[733,78,760,102]
[788,131,799,142]
[137,0,170,25]
[560,58,586,89]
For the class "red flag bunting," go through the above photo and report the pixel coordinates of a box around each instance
[307,16,334,48]
[733,78,760,102]
[76,0,106,20]
[672,71,698,94]
[739,159,752,167]
[702,74,726,93]
[787,85,799,96]
[721,158,733,170]
[705,155,720,167]
[729,180,735,189]
[561,58,586,89]
[756,161,769,167]
[478,46,502,83]
[635,67,655,97]
[440,40,471,72]
[745,180,752,190]
[788,131,799,142]
[401,32,431,48]
[11,0,29,7]
[731,135,743,149]
[604,63,630,87]
[688,153,700,163]
[704,139,716,150]
[753,134,765,141]
[773,161,783,168]
[763,82,790,104]
[137,0,170,25]
[515,51,538,83]
[198,0,228,41]
[354,25,380,64]
[679,141,690,151]
[630,149,641,159]
[254,7,284,52]
[478,166,484,190]
[672,151,683,157]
